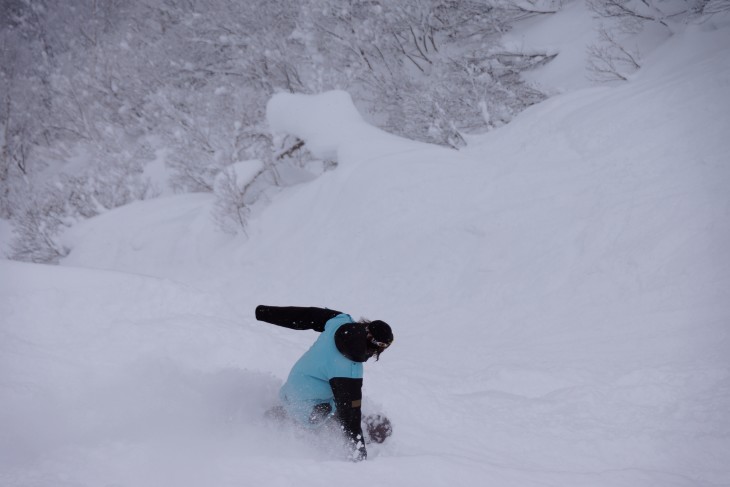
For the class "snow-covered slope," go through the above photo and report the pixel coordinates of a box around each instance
[2,13,730,487]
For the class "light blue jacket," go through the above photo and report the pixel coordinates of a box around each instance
[279,313,363,427]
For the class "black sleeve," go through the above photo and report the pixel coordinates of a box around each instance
[255,305,342,333]
[329,377,367,461]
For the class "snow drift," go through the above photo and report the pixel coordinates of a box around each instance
[267,90,458,169]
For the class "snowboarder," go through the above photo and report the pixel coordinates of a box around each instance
[255,305,394,461]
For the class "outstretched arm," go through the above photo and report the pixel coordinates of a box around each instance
[330,377,367,461]
[255,305,343,332]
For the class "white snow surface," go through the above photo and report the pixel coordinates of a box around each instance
[3,15,730,487]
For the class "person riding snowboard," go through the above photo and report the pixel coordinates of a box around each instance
[255,305,394,461]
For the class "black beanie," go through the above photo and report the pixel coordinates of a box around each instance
[369,320,393,345]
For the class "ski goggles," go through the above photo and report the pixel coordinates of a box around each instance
[368,335,391,349]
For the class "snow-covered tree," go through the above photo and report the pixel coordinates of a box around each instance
[585,0,719,81]
[296,0,552,147]
[2,0,560,258]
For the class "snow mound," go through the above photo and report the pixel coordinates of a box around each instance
[61,194,225,279]
[266,90,455,167]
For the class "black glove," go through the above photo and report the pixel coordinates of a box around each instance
[349,435,367,462]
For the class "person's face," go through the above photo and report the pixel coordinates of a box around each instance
[365,326,388,360]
